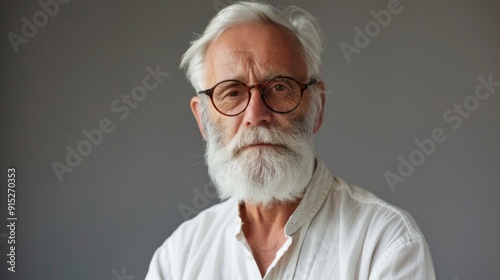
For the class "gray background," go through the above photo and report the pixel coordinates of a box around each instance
[1,0,499,279]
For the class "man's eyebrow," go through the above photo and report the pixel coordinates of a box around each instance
[261,72,291,80]
[220,72,293,84]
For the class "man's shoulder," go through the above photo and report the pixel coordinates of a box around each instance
[146,199,239,279]
[326,175,424,237]
[313,167,435,278]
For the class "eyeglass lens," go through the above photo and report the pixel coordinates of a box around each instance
[212,77,302,115]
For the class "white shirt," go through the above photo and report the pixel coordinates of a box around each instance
[146,160,436,280]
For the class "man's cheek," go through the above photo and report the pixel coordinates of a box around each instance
[209,120,233,146]
[217,119,241,143]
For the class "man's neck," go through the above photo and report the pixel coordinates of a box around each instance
[239,199,301,230]
[239,199,302,277]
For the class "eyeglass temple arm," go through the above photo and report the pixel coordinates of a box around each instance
[305,79,318,89]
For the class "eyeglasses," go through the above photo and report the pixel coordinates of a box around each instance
[198,76,318,116]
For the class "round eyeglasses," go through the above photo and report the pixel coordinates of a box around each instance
[198,76,318,116]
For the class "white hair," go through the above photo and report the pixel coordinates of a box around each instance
[180,1,324,92]
[181,1,325,131]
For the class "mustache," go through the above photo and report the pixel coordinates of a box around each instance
[228,125,306,156]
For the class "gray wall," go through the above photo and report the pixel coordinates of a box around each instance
[1,0,499,279]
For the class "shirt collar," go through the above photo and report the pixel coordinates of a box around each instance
[231,159,333,238]
[285,159,333,235]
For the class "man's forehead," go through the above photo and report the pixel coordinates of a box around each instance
[204,22,307,84]
[206,49,293,80]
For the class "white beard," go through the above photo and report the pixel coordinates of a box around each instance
[204,116,316,207]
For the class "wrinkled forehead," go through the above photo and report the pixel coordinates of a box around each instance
[204,22,308,86]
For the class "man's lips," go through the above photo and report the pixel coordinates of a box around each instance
[237,143,286,152]
[248,143,279,147]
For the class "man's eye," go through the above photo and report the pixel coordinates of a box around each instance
[219,89,243,100]
[222,91,241,99]
[273,84,286,91]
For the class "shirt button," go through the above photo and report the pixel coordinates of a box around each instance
[246,255,252,260]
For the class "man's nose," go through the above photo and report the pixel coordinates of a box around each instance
[242,87,272,126]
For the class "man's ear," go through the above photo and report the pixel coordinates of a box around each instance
[190,96,207,140]
[313,81,326,134]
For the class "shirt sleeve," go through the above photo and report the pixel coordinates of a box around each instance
[145,243,173,280]
[370,235,436,280]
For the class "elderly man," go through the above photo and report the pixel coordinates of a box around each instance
[146,2,435,279]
